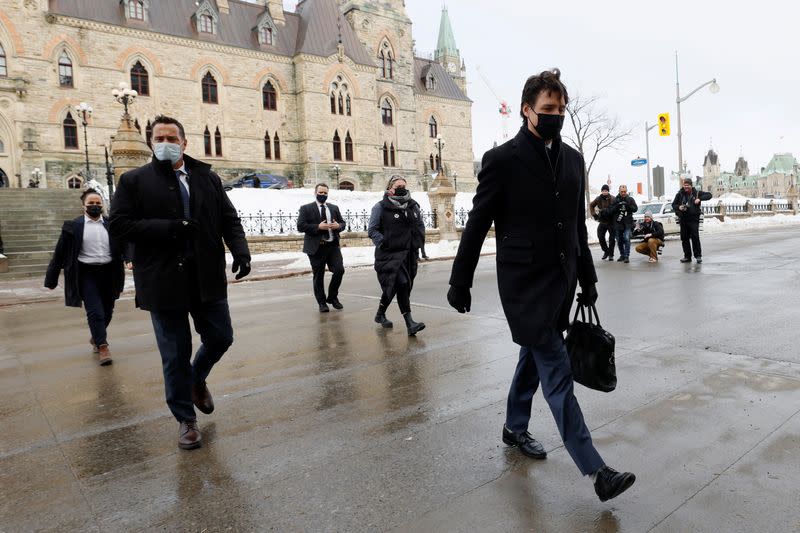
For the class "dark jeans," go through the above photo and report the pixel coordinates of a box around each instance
[680,220,702,258]
[597,222,615,256]
[150,298,233,422]
[380,283,411,314]
[506,328,604,475]
[79,262,116,346]
[615,226,632,258]
[308,242,345,304]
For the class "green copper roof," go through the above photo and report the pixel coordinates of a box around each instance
[763,153,798,175]
[436,6,459,56]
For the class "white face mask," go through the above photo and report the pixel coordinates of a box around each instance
[153,142,183,164]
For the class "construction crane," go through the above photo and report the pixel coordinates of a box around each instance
[476,65,513,143]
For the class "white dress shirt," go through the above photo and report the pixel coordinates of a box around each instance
[317,202,334,242]
[78,215,112,265]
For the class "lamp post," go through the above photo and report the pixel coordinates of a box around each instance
[30,167,42,188]
[644,122,657,199]
[75,102,93,178]
[103,144,115,196]
[331,164,340,189]
[675,52,719,178]
[111,82,138,121]
[452,171,458,192]
[434,134,446,172]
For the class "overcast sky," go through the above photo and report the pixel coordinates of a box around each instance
[282,0,799,194]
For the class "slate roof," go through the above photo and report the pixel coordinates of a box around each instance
[48,0,376,66]
[703,149,718,166]
[413,58,470,102]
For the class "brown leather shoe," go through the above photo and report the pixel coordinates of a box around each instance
[90,338,99,354]
[97,344,112,366]
[178,420,202,450]
[192,381,215,414]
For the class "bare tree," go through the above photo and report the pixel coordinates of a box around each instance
[564,94,633,216]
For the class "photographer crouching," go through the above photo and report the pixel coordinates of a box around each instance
[672,178,712,264]
[633,211,665,263]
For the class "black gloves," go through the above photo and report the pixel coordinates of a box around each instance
[447,285,471,313]
[577,284,598,306]
[232,256,251,280]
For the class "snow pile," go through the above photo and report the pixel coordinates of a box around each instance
[703,213,800,234]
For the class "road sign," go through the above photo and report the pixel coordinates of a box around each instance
[631,158,647,167]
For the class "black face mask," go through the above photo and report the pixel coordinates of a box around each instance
[529,111,565,140]
[316,194,327,204]
[85,205,103,218]
[393,187,407,196]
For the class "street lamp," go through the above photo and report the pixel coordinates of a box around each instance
[30,167,42,188]
[103,144,115,196]
[433,134,446,172]
[675,52,719,177]
[75,102,93,178]
[331,165,340,188]
[111,82,138,120]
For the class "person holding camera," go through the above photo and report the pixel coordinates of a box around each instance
[589,184,615,261]
[605,185,637,263]
[633,211,665,263]
[672,178,712,263]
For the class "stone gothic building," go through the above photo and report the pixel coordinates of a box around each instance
[0,0,474,191]
[704,148,798,199]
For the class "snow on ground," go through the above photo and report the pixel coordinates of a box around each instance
[702,213,800,234]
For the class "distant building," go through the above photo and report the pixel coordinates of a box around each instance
[702,148,797,198]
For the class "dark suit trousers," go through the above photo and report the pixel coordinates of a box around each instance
[506,328,604,475]
[680,220,702,258]
[597,222,615,255]
[149,293,233,422]
[308,242,344,304]
[78,262,116,346]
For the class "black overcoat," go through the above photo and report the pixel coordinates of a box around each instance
[109,155,250,311]
[44,216,126,308]
[606,194,638,230]
[369,197,424,295]
[672,188,712,223]
[450,127,597,346]
[297,202,345,255]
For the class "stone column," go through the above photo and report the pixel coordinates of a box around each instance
[427,170,459,241]
[110,117,151,185]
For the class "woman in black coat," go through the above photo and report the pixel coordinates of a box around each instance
[367,176,426,335]
[44,189,126,365]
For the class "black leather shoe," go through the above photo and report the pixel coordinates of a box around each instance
[623,256,630,263]
[680,257,692,263]
[502,425,547,459]
[594,465,636,502]
[326,297,344,310]
[374,304,393,328]
[695,257,702,264]
[192,381,214,415]
[319,303,330,313]
[616,256,625,262]
[402,312,425,336]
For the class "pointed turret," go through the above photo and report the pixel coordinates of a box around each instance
[434,5,466,93]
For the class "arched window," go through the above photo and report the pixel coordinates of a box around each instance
[332,130,342,161]
[330,93,337,114]
[435,154,441,171]
[426,74,436,91]
[128,0,145,20]
[198,14,215,34]
[130,61,149,96]
[201,72,218,104]
[264,130,271,159]
[381,99,393,126]
[429,154,435,171]
[390,143,396,167]
[0,44,7,77]
[338,93,344,116]
[203,126,212,156]
[379,51,386,78]
[262,81,277,110]
[214,127,222,156]
[387,51,394,79]
[382,142,389,167]
[429,116,438,138]
[58,51,73,87]
[0,138,5,153]
[345,131,353,162]
[67,176,82,189]
[345,95,351,116]
[273,132,281,160]
[63,112,78,149]
[145,120,152,148]
[259,26,274,45]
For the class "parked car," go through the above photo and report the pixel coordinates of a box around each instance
[632,201,704,237]
[223,173,291,191]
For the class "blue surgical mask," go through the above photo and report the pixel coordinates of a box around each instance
[153,142,183,164]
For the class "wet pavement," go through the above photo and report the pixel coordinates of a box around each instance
[1,227,799,532]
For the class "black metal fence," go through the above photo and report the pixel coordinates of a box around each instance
[238,209,440,236]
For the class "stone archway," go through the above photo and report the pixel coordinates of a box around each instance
[66,175,83,189]
[339,180,355,191]
[0,168,8,187]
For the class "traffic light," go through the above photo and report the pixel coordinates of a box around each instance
[658,113,670,136]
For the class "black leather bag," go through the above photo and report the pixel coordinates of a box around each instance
[565,303,617,393]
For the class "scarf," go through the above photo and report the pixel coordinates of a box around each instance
[387,190,411,209]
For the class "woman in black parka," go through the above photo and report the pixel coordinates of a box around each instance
[368,176,426,335]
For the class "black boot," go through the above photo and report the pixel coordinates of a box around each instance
[374,304,393,328]
[403,312,426,336]
[593,465,636,502]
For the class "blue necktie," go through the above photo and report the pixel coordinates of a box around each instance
[176,170,190,218]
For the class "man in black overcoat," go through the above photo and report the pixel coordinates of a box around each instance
[297,183,346,312]
[110,115,251,450]
[447,69,635,502]
[672,177,712,263]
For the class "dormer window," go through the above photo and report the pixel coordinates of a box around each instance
[426,74,436,91]
[254,9,278,47]
[198,14,215,34]
[259,26,274,45]
[128,0,144,20]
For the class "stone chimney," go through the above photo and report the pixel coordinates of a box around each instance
[267,0,285,25]
[217,0,230,14]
